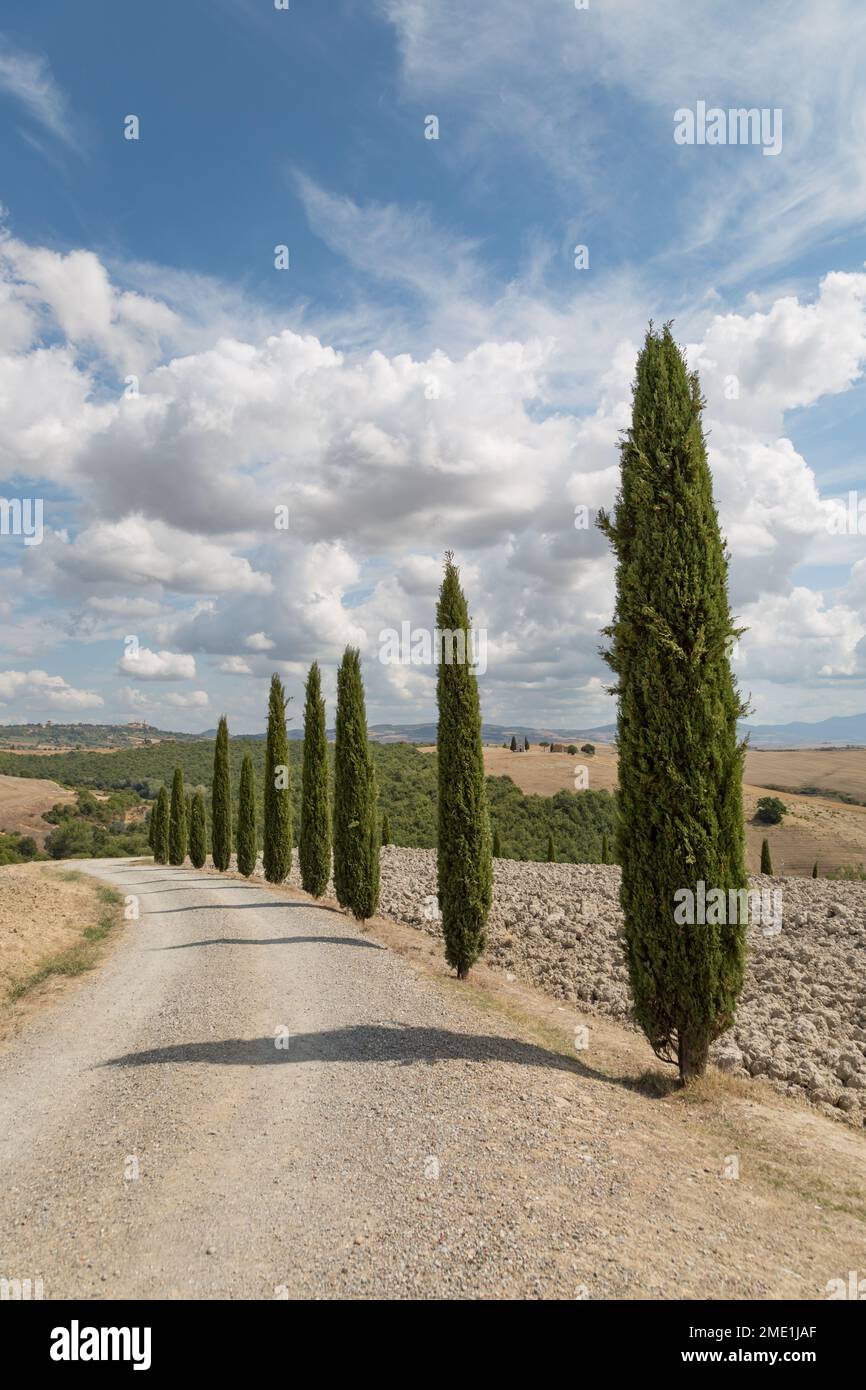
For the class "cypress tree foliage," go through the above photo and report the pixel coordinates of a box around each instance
[237,753,258,877]
[492,827,502,857]
[189,792,207,869]
[812,861,818,878]
[760,838,773,875]
[524,736,530,751]
[147,803,157,852]
[598,324,747,1084]
[211,715,233,872]
[510,734,518,752]
[546,833,555,863]
[185,793,194,853]
[263,674,293,883]
[153,785,170,864]
[333,648,379,919]
[601,832,610,865]
[168,766,186,865]
[436,552,492,979]
[299,662,331,896]
[381,811,391,847]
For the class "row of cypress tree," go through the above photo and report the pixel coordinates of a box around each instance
[147,656,381,922]
[147,325,747,1093]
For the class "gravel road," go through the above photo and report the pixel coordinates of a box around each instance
[1,858,862,1301]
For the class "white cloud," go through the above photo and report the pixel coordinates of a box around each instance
[117,647,196,681]
[0,669,103,708]
[0,41,77,150]
[164,690,209,708]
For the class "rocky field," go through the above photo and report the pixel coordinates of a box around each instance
[369,849,866,1126]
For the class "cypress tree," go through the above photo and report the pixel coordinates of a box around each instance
[811,860,818,878]
[524,736,530,751]
[333,648,379,920]
[147,802,157,852]
[211,715,232,871]
[546,833,555,863]
[510,734,518,752]
[492,827,502,857]
[601,832,610,865]
[760,838,773,874]
[263,674,293,883]
[236,754,257,877]
[189,792,207,869]
[436,552,492,979]
[168,766,186,865]
[153,785,169,864]
[598,324,747,1083]
[381,811,391,847]
[299,662,331,896]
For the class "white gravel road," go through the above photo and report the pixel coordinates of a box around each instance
[0,858,608,1300]
[2,858,855,1302]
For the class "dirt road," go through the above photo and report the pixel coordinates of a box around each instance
[0,858,864,1300]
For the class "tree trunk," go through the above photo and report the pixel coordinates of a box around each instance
[678,1029,710,1083]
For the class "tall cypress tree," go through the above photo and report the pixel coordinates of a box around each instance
[436,552,492,979]
[760,838,773,874]
[546,833,555,863]
[168,766,186,865]
[189,791,207,869]
[153,785,170,864]
[237,753,257,877]
[263,674,292,883]
[147,802,157,852]
[333,648,379,920]
[211,715,232,871]
[299,662,331,897]
[598,324,747,1083]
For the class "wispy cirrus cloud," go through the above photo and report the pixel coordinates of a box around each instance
[0,37,79,152]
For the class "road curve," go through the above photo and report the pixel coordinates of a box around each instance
[0,858,605,1300]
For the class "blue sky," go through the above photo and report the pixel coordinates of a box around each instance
[1,0,866,732]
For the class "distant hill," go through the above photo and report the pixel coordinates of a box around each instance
[739,713,866,748]
[4,713,864,754]
[0,722,203,751]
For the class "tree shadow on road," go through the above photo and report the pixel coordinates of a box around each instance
[158,934,382,950]
[102,1024,584,1075]
[154,901,336,913]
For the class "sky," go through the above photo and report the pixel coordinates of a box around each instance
[1,0,866,734]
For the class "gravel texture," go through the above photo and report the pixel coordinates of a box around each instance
[371,848,866,1126]
[1,856,864,1300]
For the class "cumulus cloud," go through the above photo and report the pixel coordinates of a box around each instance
[0,669,103,708]
[163,690,209,708]
[117,647,196,681]
[3,218,866,723]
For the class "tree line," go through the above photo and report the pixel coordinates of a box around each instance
[148,326,751,1085]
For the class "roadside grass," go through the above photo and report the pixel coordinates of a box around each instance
[7,874,124,1002]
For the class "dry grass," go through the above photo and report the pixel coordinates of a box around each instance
[0,864,123,1029]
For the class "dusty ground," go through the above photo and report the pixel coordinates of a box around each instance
[460,745,866,876]
[0,862,122,1033]
[0,773,74,846]
[0,856,863,1301]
